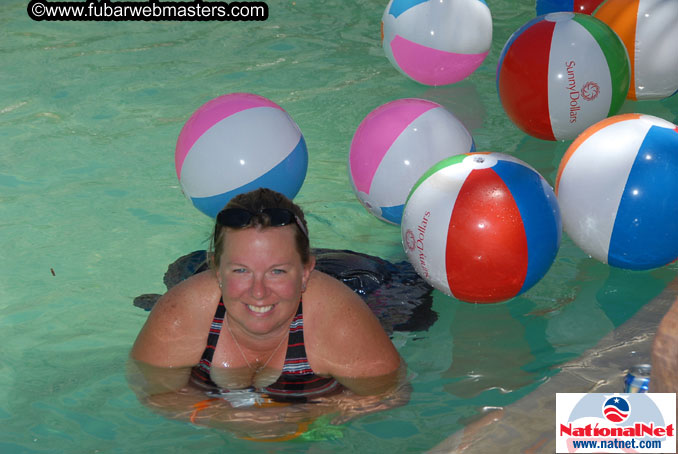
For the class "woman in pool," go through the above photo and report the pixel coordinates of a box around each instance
[128,188,407,440]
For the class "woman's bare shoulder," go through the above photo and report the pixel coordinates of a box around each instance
[302,271,401,379]
[131,270,220,366]
[303,271,373,321]
[153,270,220,315]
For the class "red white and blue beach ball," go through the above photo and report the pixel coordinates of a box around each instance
[175,93,308,218]
[382,0,492,86]
[497,12,630,141]
[349,98,475,225]
[401,152,562,303]
[556,113,678,270]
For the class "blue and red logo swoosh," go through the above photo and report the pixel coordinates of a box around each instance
[603,397,630,423]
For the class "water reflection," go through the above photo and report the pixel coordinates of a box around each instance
[439,259,675,402]
[126,356,410,441]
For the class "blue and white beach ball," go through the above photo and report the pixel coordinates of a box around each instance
[349,98,475,225]
[402,152,561,303]
[175,93,308,218]
[382,0,492,86]
[556,113,678,270]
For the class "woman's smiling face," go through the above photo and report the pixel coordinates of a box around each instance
[217,225,313,338]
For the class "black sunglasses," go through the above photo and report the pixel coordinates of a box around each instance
[216,207,309,239]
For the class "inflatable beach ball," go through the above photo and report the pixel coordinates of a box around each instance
[594,0,678,100]
[175,93,308,218]
[497,12,630,141]
[536,0,605,15]
[556,113,678,270]
[349,98,475,225]
[382,0,492,86]
[401,153,562,303]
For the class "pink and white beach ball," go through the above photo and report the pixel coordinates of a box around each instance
[175,93,308,218]
[556,113,678,270]
[349,98,475,225]
[382,0,492,86]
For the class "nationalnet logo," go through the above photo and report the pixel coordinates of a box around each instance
[556,393,676,453]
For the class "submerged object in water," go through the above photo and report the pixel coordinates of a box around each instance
[133,248,437,334]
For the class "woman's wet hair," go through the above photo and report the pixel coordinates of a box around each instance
[210,188,311,269]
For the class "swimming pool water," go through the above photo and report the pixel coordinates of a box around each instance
[2,0,678,452]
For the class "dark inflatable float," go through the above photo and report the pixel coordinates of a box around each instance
[133,248,438,334]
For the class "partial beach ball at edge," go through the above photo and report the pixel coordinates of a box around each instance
[349,98,475,225]
[556,113,678,270]
[175,93,308,218]
[402,152,562,303]
[382,0,492,86]
[536,0,605,16]
[594,0,678,100]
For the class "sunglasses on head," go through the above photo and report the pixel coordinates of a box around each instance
[216,207,309,239]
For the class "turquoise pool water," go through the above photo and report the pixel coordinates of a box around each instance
[2,0,678,452]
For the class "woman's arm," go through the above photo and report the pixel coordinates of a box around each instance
[288,271,411,425]
[312,358,412,425]
[304,272,404,395]
[131,271,218,368]
[127,272,223,411]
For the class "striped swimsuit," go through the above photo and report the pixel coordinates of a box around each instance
[190,298,341,402]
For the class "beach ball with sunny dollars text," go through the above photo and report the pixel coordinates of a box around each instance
[401,152,562,303]
[497,12,630,141]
